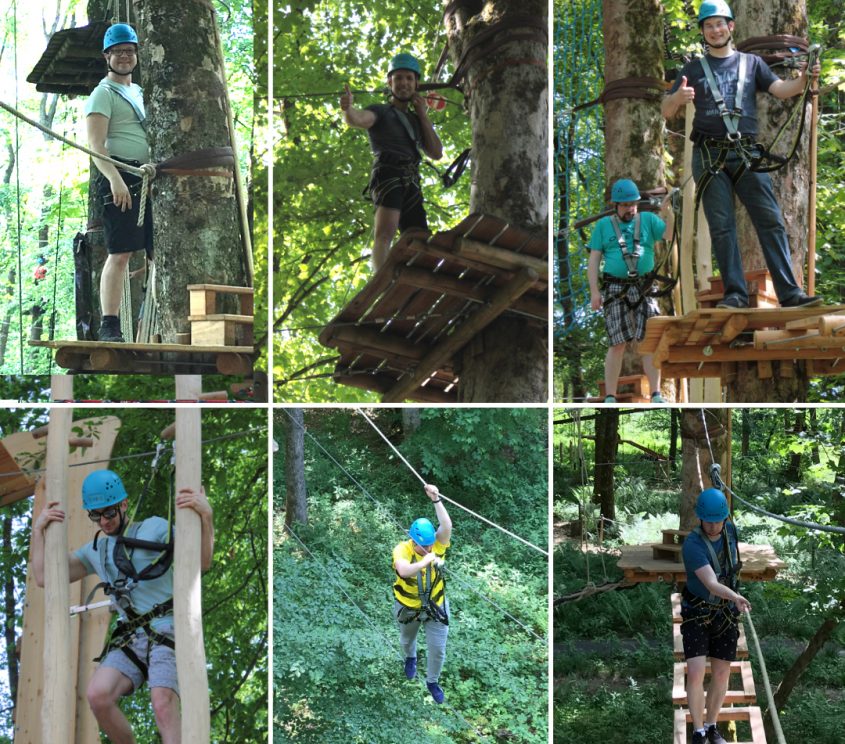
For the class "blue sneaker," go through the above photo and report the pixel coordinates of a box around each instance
[603,395,617,403]
[651,392,666,403]
[404,657,416,680]
[426,681,444,703]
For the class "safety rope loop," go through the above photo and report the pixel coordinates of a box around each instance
[136,163,157,227]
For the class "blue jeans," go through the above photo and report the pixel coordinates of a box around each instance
[693,146,802,304]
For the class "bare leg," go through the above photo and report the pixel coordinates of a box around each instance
[641,352,661,396]
[372,206,401,271]
[686,655,707,731]
[604,342,626,396]
[151,686,181,744]
[705,657,731,725]
[87,665,136,744]
[100,252,132,316]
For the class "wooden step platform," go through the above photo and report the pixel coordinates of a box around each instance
[674,706,766,744]
[674,620,748,660]
[696,270,779,310]
[188,284,254,347]
[597,374,652,401]
[26,21,110,96]
[672,660,757,705]
[318,213,547,403]
[29,339,253,376]
[618,542,785,584]
[640,305,845,384]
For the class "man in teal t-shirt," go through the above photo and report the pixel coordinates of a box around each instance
[587,178,674,403]
[85,23,153,343]
[32,470,214,744]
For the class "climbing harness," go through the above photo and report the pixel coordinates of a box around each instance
[700,53,749,143]
[396,552,449,626]
[691,522,742,603]
[610,214,643,278]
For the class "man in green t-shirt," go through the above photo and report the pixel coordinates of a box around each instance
[85,23,152,343]
[587,179,674,403]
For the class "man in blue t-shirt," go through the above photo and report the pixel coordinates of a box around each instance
[340,53,443,271]
[662,1,821,310]
[681,488,752,744]
[32,469,214,744]
[588,178,674,403]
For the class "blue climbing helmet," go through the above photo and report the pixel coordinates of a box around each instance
[103,23,138,52]
[82,469,128,510]
[695,488,730,522]
[610,178,641,203]
[698,1,734,26]
[408,518,436,546]
[388,53,422,78]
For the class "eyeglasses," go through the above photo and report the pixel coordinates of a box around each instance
[109,47,137,57]
[88,506,120,522]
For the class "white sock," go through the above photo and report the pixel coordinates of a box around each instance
[695,727,707,736]
[704,722,716,729]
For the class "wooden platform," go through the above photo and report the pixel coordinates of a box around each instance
[617,542,785,584]
[673,660,757,705]
[640,305,845,384]
[318,214,547,402]
[26,21,110,96]
[594,374,652,403]
[29,339,253,376]
[674,621,748,660]
[674,706,766,744]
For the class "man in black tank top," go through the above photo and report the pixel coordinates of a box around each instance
[340,53,443,270]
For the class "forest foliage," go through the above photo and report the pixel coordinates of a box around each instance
[0,405,268,742]
[274,408,548,743]
[273,0,473,402]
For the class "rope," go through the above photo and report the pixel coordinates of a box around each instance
[282,523,494,742]
[355,408,549,557]
[743,611,787,744]
[281,408,545,642]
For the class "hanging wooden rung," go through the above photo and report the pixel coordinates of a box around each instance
[673,705,766,744]
[672,660,757,706]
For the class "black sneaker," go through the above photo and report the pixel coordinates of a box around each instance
[706,724,727,744]
[98,320,125,343]
[781,293,823,308]
[691,732,706,744]
[716,296,749,309]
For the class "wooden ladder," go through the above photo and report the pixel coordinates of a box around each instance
[187,284,254,347]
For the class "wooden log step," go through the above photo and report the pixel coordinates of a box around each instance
[190,317,254,347]
[598,374,651,399]
[652,542,683,563]
[674,619,748,660]
[187,284,254,317]
[672,660,757,705]
[673,706,766,744]
[187,314,253,324]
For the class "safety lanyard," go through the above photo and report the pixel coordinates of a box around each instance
[700,53,748,142]
[610,214,642,277]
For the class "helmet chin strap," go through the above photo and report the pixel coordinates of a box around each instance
[106,60,138,76]
[707,32,733,49]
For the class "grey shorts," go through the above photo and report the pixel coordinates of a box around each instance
[101,622,179,695]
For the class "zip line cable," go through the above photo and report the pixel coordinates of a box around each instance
[699,409,845,535]
[281,408,546,642]
[355,408,549,557]
[282,522,493,742]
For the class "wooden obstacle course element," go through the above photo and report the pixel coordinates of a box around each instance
[673,621,748,660]
[597,374,651,402]
[319,213,547,402]
[672,660,757,705]
[696,270,779,309]
[31,339,253,376]
[188,284,254,348]
[26,21,110,96]
[673,706,766,744]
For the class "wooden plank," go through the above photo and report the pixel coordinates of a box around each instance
[383,268,538,402]
[755,329,845,350]
[674,706,766,744]
[189,289,217,318]
[190,319,252,347]
[32,339,254,354]
[187,314,253,323]
[719,314,749,343]
[327,326,426,362]
[672,660,757,705]
[334,372,456,403]
[672,592,682,622]
[666,345,845,364]
[757,360,773,379]
[663,529,689,545]
[174,377,211,741]
[455,238,549,281]
[186,283,253,294]
[784,312,844,331]
[42,376,73,740]
[651,543,683,562]
[653,328,683,368]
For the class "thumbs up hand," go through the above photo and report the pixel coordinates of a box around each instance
[340,83,353,111]
[676,75,695,104]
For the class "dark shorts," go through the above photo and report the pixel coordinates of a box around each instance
[96,164,153,257]
[369,162,428,232]
[680,591,740,661]
[601,279,660,346]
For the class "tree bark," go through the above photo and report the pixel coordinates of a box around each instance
[729,0,810,401]
[669,408,679,470]
[593,408,619,526]
[784,409,805,482]
[401,408,422,437]
[680,408,729,529]
[284,409,308,526]
[3,513,18,711]
[445,0,548,402]
[138,0,247,342]
[741,408,751,457]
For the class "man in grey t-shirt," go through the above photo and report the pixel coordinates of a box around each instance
[85,23,153,342]
[340,53,443,270]
[32,469,214,744]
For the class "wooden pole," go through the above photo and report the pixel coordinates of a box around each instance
[807,77,819,297]
[42,375,74,741]
[173,376,211,741]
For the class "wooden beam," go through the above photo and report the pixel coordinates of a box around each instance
[328,326,426,362]
[174,377,211,742]
[333,373,456,403]
[216,352,252,376]
[666,345,845,364]
[718,314,748,344]
[42,376,73,740]
[455,238,548,281]
[382,267,538,402]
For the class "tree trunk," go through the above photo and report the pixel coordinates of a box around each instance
[401,408,422,437]
[138,1,247,343]
[741,408,751,457]
[784,409,805,482]
[3,513,18,711]
[284,409,308,526]
[808,407,820,464]
[602,0,673,398]
[445,0,547,402]
[729,0,810,401]
[766,613,842,741]
[680,408,729,529]
[669,408,679,470]
[593,408,619,526]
